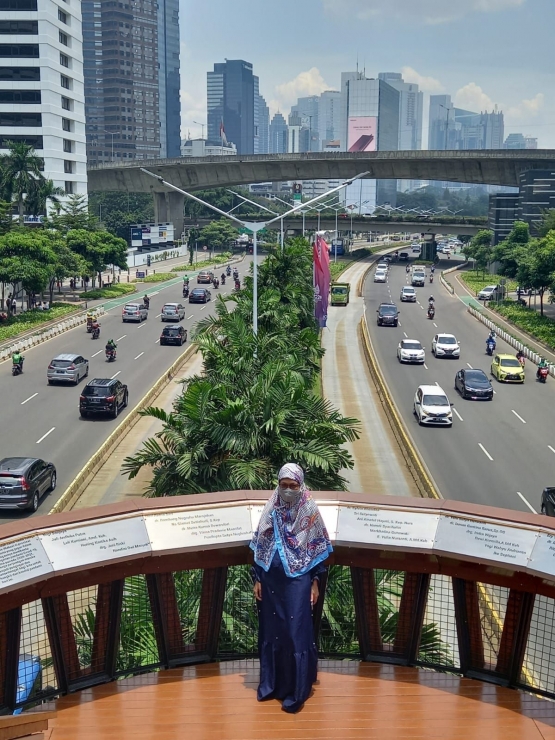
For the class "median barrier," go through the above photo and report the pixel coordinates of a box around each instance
[49,341,198,514]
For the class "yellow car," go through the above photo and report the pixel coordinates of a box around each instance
[491,354,525,383]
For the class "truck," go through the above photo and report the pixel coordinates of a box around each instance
[411,267,426,287]
[330,282,350,306]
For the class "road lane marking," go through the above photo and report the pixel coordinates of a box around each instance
[466,363,473,369]
[435,381,440,386]
[420,305,424,309]
[116,335,126,341]
[134,352,144,360]
[110,371,121,379]
[453,408,463,422]
[154,339,160,344]
[517,491,536,514]
[21,393,38,405]
[511,409,527,424]
[479,443,493,461]
[403,332,408,338]
[92,350,103,357]
[549,445,555,455]
[200,305,207,310]
[155,313,162,318]
[36,427,55,444]
[136,322,146,329]
[433,322,437,328]
[187,315,194,320]
[423,363,428,370]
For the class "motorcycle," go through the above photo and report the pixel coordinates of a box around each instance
[212,278,220,290]
[143,297,150,310]
[537,366,549,383]
[221,274,226,286]
[92,325,100,340]
[11,359,24,376]
[486,340,496,356]
[182,286,189,298]
[226,266,231,277]
[427,306,435,320]
[234,280,241,291]
[86,316,94,333]
[105,349,116,362]
[429,274,434,283]
[517,353,526,368]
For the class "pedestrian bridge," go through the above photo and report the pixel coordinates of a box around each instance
[87,149,555,193]
[3,491,555,736]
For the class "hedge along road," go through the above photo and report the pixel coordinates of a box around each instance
[364,254,555,516]
[0,258,251,525]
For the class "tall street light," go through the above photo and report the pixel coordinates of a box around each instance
[141,169,369,336]
[193,120,205,139]
[103,129,115,161]
[225,189,283,250]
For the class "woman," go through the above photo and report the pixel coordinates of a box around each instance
[250,463,333,713]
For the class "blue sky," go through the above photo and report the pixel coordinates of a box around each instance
[179,0,554,147]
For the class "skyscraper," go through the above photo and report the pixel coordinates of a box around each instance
[269,112,287,154]
[0,0,87,199]
[428,95,455,150]
[378,72,423,151]
[290,95,320,151]
[318,90,341,147]
[258,95,270,154]
[207,59,257,154]
[429,95,504,151]
[82,0,180,165]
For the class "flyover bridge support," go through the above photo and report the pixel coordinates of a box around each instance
[154,191,185,240]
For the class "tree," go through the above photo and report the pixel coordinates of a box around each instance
[0,141,46,224]
[48,194,98,232]
[516,233,555,316]
[493,221,530,278]
[87,191,155,241]
[47,236,87,302]
[0,230,55,307]
[187,226,200,265]
[199,220,239,252]
[26,179,65,218]
[66,229,128,286]
[462,229,493,274]
[538,209,555,238]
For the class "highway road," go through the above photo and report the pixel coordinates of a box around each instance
[364,257,555,515]
[0,262,249,523]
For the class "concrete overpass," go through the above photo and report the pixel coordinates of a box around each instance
[87,149,555,237]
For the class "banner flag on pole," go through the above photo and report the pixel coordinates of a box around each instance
[313,234,331,328]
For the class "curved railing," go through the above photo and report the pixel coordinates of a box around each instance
[2,491,555,712]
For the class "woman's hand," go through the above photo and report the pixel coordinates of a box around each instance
[310,580,319,607]
[253,581,262,601]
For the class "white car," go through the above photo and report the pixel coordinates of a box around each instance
[400,286,417,302]
[413,384,453,426]
[411,245,421,254]
[374,270,387,283]
[397,339,425,364]
[477,285,497,301]
[432,333,461,358]
[376,262,389,272]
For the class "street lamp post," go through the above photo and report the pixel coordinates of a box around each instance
[193,120,205,139]
[103,129,114,161]
[141,169,369,335]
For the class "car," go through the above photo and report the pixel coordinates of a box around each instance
[47,353,89,385]
[455,368,493,400]
[0,457,56,512]
[477,285,498,301]
[491,353,525,383]
[413,384,453,427]
[189,287,211,303]
[411,245,421,254]
[161,302,185,321]
[160,325,188,346]
[397,340,425,364]
[400,286,417,302]
[541,487,555,516]
[376,262,389,272]
[197,270,214,284]
[442,246,451,255]
[80,378,129,419]
[432,333,460,358]
[377,303,399,327]
[122,303,148,322]
[374,270,387,283]
[398,252,409,261]
[383,255,393,263]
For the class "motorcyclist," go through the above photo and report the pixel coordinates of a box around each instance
[428,296,435,306]
[183,274,189,286]
[106,339,117,353]
[516,349,525,366]
[221,272,226,284]
[537,357,549,379]
[430,264,435,274]
[234,278,241,290]
[143,295,150,310]
[12,351,23,371]
[233,268,239,280]
[91,320,100,338]
[406,264,410,274]
[226,265,231,276]
[213,277,220,289]
[429,273,434,283]
[486,334,496,354]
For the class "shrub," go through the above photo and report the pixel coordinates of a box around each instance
[0,303,79,343]
[79,283,136,300]
[459,271,517,295]
[492,300,555,350]
[133,272,178,283]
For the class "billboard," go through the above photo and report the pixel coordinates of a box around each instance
[348,116,377,153]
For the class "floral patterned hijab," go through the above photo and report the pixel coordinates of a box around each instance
[250,463,333,577]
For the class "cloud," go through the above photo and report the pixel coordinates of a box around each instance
[454,82,498,111]
[506,93,544,119]
[401,67,444,93]
[269,67,331,114]
[322,0,525,24]
[180,89,207,139]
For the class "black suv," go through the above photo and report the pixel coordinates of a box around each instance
[160,325,187,346]
[377,303,399,327]
[80,378,128,419]
[0,457,56,512]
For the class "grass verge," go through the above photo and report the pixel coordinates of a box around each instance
[133,272,178,283]
[459,271,517,295]
[0,303,80,343]
[490,300,555,351]
[79,283,136,300]
[172,252,234,271]
[329,246,384,281]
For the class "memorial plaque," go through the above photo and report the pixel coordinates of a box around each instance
[40,517,151,571]
[0,536,53,592]
[337,506,439,549]
[319,505,339,541]
[250,504,265,533]
[528,531,555,578]
[144,505,253,551]
[434,515,537,567]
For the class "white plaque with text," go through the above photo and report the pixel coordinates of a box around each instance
[319,505,339,541]
[336,506,439,549]
[434,516,537,567]
[0,536,53,592]
[144,505,253,550]
[40,517,151,571]
[527,531,555,577]
[249,504,265,534]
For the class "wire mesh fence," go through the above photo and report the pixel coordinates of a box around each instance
[18,600,58,708]
[420,574,459,670]
[521,594,555,695]
[218,565,258,658]
[115,575,160,676]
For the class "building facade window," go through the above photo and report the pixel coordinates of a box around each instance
[61,95,72,110]
[64,180,74,194]
[62,138,73,152]
[0,66,39,81]
[0,111,41,126]
[59,31,68,46]
[57,8,67,23]
[60,53,69,67]
[0,20,38,33]
[62,117,72,131]
[60,73,70,89]
[0,0,37,9]
[0,44,39,57]
[0,89,40,103]
[63,159,74,173]
[0,134,42,148]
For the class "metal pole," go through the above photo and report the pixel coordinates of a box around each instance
[302,211,305,236]
[280,217,284,252]
[318,210,321,233]
[253,229,258,335]
[335,209,338,263]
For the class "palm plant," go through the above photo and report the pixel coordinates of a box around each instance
[26,179,65,218]
[0,141,46,224]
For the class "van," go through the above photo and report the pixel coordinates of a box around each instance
[122,303,148,322]
[330,283,350,306]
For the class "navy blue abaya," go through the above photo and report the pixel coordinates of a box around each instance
[253,551,326,713]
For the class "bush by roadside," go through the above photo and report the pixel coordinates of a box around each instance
[459,271,517,295]
[490,300,555,350]
[0,303,80,343]
[133,272,178,283]
[172,252,234,272]
[79,283,136,300]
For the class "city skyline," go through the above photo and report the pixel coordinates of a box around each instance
[179,0,551,148]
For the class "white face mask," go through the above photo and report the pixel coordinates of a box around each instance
[279,486,301,504]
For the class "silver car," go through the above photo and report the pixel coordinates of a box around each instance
[161,302,185,321]
[47,353,89,385]
[122,302,148,322]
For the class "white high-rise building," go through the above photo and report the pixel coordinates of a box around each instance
[0,0,87,205]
